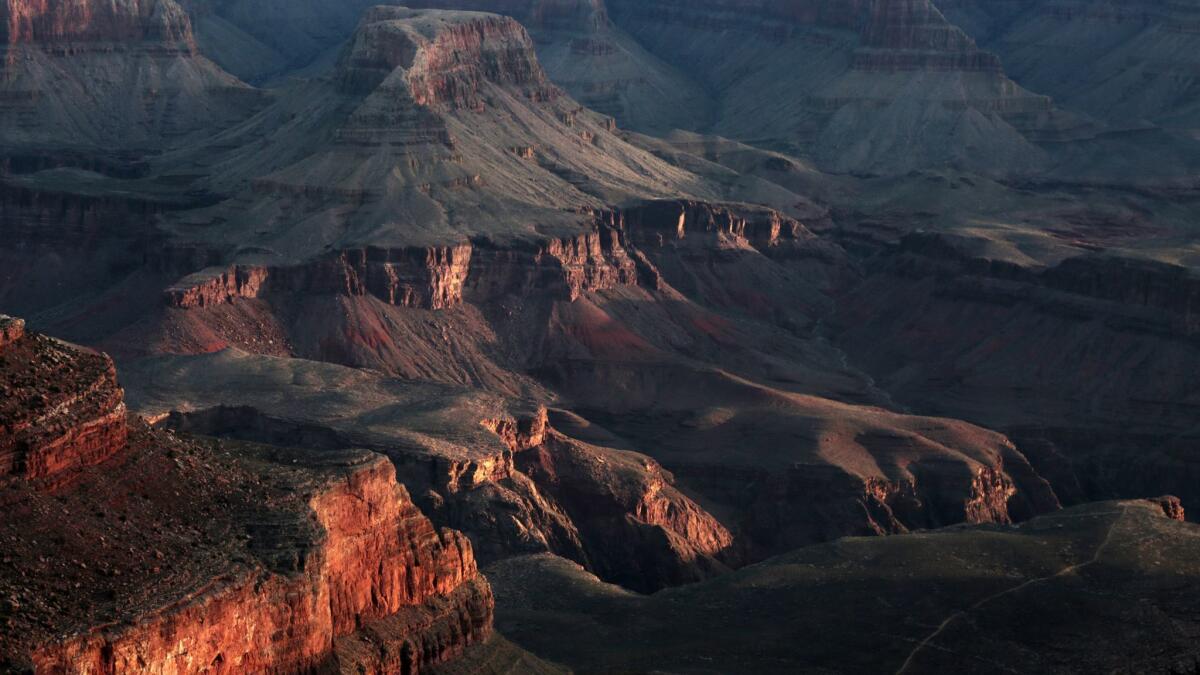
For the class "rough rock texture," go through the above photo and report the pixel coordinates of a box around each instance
[0,326,127,482]
[488,499,1200,673]
[0,315,23,348]
[0,323,493,673]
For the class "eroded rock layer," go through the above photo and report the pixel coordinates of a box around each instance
[0,323,127,482]
[0,322,493,674]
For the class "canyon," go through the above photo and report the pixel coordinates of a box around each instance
[2,0,1200,672]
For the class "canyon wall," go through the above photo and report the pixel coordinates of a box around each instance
[0,321,493,673]
[162,200,823,311]
[28,455,492,674]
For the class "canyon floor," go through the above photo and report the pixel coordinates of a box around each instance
[3,0,1200,673]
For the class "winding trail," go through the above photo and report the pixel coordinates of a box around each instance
[895,507,1128,674]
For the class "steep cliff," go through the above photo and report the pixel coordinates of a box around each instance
[0,318,127,482]
[0,322,493,673]
[159,199,830,314]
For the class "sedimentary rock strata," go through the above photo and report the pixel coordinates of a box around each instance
[122,349,734,592]
[0,323,127,482]
[0,322,493,673]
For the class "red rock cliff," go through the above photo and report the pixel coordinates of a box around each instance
[0,322,128,482]
[26,453,491,673]
[0,323,493,673]
[1,0,196,51]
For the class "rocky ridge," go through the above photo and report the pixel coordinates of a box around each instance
[0,320,494,673]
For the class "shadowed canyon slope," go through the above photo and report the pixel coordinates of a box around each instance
[3,0,1200,672]
[489,498,1200,673]
[940,0,1200,135]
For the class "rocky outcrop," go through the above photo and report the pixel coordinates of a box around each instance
[165,246,472,310]
[0,326,493,673]
[0,314,22,348]
[0,322,128,482]
[159,395,734,593]
[511,430,733,592]
[339,7,559,108]
[26,452,491,673]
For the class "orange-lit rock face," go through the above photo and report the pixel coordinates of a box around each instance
[0,327,128,482]
[28,455,490,674]
[159,200,816,314]
[0,314,23,348]
[313,457,481,637]
[0,323,492,673]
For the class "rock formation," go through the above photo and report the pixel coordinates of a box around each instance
[2,1,1199,671]
[124,196,1064,564]
[0,320,493,673]
[151,6,715,271]
[121,348,733,593]
[0,318,127,482]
